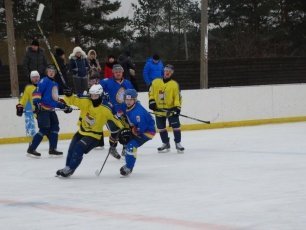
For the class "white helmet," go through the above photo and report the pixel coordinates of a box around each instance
[89,84,103,95]
[30,70,40,78]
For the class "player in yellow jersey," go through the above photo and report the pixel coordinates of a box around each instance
[56,84,124,177]
[16,71,40,156]
[148,64,185,153]
[16,70,40,116]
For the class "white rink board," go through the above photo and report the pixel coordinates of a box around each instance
[2,83,306,138]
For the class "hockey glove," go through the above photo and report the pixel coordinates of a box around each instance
[16,104,24,117]
[63,87,73,97]
[149,99,157,111]
[34,103,42,114]
[63,105,73,114]
[118,128,132,145]
[167,107,181,117]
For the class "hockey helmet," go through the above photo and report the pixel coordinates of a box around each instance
[89,84,103,96]
[124,89,138,100]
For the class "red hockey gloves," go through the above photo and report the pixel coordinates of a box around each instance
[16,104,24,116]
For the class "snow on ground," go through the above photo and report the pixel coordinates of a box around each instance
[1,122,306,230]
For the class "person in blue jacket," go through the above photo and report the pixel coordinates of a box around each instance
[118,89,156,176]
[99,64,134,159]
[143,54,164,88]
[29,65,72,158]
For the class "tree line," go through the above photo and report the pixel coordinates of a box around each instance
[0,0,305,61]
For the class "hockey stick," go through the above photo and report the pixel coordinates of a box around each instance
[95,151,111,176]
[36,3,68,88]
[24,108,80,113]
[151,109,211,124]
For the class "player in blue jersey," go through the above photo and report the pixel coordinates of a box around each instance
[29,65,72,158]
[118,89,156,176]
[99,64,134,159]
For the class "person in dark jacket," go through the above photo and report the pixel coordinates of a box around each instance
[23,39,48,78]
[69,46,89,95]
[117,51,138,91]
[54,47,68,95]
[143,54,164,88]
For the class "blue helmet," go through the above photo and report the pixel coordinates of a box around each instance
[124,89,138,100]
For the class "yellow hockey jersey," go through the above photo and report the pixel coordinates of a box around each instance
[149,78,182,117]
[64,95,124,140]
[19,84,36,110]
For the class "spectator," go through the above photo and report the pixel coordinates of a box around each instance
[54,46,68,95]
[23,39,48,78]
[69,46,89,95]
[118,51,138,91]
[87,49,102,74]
[103,55,117,79]
[143,54,164,88]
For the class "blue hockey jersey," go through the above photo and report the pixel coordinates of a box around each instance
[126,101,156,139]
[33,76,65,110]
[99,78,134,114]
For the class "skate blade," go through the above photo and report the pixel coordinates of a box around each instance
[94,146,105,150]
[49,154,63,158]
[26,153,41,159]
[176,149,184,154]
[158,149,170,153]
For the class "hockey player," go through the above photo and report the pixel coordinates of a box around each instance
[56,84,124,177]
[148,64,185,153]
[99,64,134,159]
[29,65,72,158]
[16,70,40,137]
[118,89,156,176]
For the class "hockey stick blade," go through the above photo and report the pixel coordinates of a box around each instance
[36,4,45,22]
[95,169,100,177]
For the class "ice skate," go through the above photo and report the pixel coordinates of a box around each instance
[157,143,170,153]
[49,149,63,157]
[175,142,185,153]
[27,148,41,158]
[56,166,74,177]
[109,147,121,159]
[120,165,132,176]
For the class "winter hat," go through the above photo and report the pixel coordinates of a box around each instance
[112,64,124,72]
[73,46,83,54]
[31,39,39,46]
[55,47,65,56]
[30,70,40,78]
[152,54,160,61]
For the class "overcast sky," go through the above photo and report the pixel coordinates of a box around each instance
[111,0,201,18]
[110,0,138,18]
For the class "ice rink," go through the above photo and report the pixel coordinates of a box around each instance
[1,122,306,230]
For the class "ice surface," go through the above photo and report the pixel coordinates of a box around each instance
[1,122,306,230]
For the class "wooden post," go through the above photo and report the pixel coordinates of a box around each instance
[5,0,19,97]
[200,0,208,89]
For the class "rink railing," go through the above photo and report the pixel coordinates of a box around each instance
[1,84,306,144]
